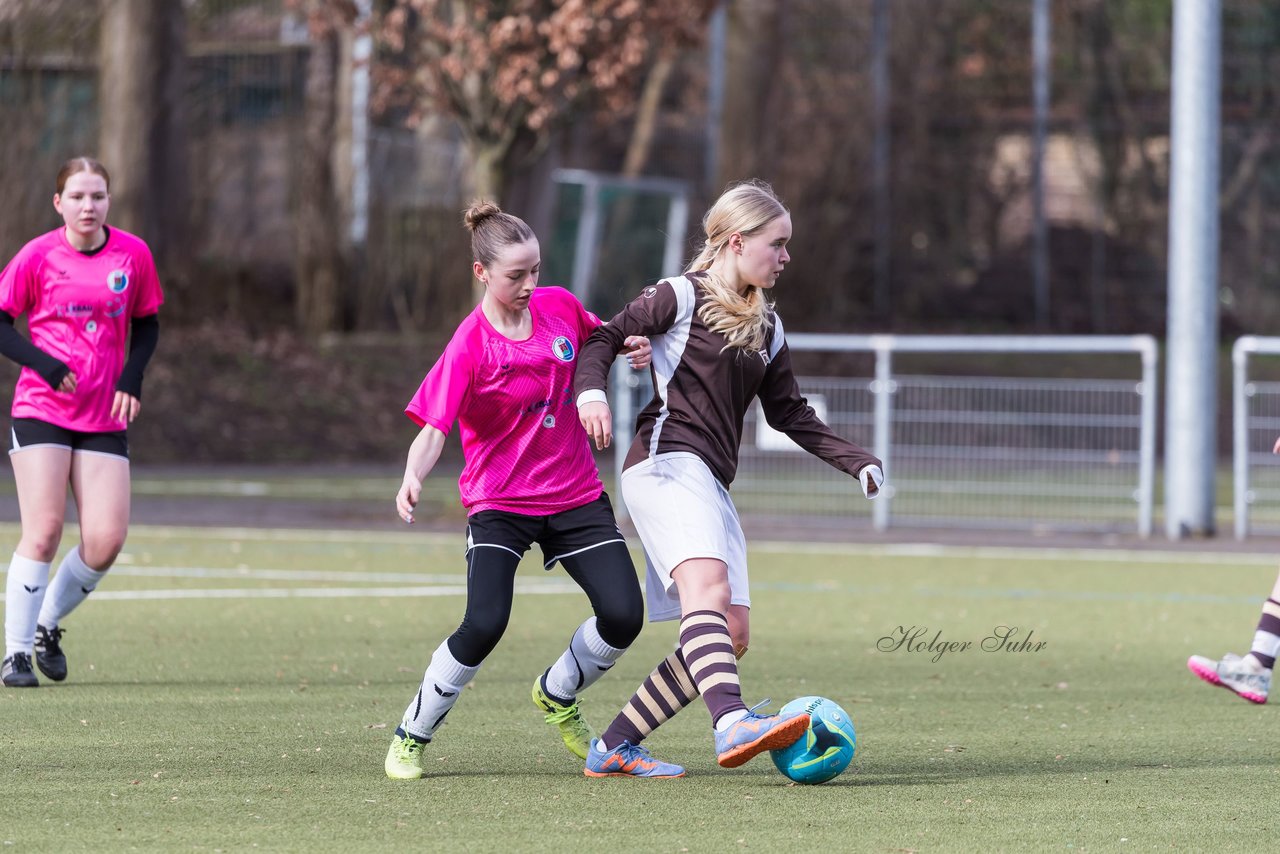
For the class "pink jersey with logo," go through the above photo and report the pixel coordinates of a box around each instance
[406,286,605,516]
[0,227,165,432]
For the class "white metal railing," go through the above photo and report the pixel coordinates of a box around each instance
[611,334,1158,537]
[1231,336,1280,539]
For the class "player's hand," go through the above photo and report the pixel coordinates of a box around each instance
[579,400,613,450]
[1272,435,1280,454]
[57,371,77,394]
[859,464,884,499]
[396,475,422,524]
[111,390,140,424]
[623,335,651,370]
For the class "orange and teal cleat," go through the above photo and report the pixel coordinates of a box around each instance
[713,701,810,768]
[584,738,685,779]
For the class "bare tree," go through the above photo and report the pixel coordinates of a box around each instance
[375,0,717,203]
[287,0,359,335]
[0,0,98,258]
[98,0,189,289]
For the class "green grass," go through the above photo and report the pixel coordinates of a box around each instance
[4,525,1280,851]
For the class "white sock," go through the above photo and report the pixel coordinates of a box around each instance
[400,641,480,742]
[38,547,105,629]
[1243,651,1271,672]
[714,709,749,732]
[5,553,51,657]
[542,617,628,702]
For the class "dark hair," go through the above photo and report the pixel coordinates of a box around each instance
[56,157,111,194]
[463,200,535,268]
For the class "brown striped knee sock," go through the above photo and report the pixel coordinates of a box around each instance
[677,609,747,727]
[1249,598,1280,669]
[599,649,700,750]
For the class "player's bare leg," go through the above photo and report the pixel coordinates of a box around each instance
[31,451,130,682]
[672,561,807,768]
[3,446,70,688]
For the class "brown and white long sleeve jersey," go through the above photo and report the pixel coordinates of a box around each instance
[574,273,882,488]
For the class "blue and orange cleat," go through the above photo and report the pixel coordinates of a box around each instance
[583,738,685,778]
[714,700,810,768]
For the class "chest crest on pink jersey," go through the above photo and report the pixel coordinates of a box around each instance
[107,270,129,293]
[551,336,575,362]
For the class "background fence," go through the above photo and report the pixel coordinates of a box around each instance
[1232,336,1280,539]
[612,331,1158,537]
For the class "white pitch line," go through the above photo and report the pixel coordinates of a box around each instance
[749,540,1280,566]
[0,522,457,547]
[0,581,581,602]
[114,524,1280,564]
[0,564,572,585]
[125,524,456,546]
[109,566,471,584]
[4,521,1276,563]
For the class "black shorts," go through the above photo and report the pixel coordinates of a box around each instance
[9,417,129,460]
[466,493,625,570]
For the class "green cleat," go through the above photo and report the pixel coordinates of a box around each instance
[532,676,595,760]
[384,730,428,780]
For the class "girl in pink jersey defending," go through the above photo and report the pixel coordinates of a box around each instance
[574,180,883,777]
[385,201,652,779]
[0,157,163,688]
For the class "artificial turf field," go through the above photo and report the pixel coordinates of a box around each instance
[3,522,1280,852]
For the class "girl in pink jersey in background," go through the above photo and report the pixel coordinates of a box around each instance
[384,201,652,779]
[1,157,163,688]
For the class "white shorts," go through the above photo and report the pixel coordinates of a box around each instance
[620,452,750,623]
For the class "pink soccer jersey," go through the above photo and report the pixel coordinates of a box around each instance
[0,227,165,433]
[406,286,606,516]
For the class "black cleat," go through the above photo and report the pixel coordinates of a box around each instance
[2,652,39,687]
[34,624,67,682]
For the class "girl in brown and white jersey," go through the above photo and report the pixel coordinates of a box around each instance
[574,179,884,777]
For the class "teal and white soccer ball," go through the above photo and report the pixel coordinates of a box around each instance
[769,696,856,784]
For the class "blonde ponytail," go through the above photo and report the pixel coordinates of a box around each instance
[686,180,787,352]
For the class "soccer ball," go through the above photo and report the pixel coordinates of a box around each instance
[769,696,856,784]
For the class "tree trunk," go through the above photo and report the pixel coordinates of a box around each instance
[466,141,507,302]
[719,0,782,184]
[295,27,346,335]
[595,51,679,298]
[469,142,505,203]
[99,0,189,296]
[622,48,676,177]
